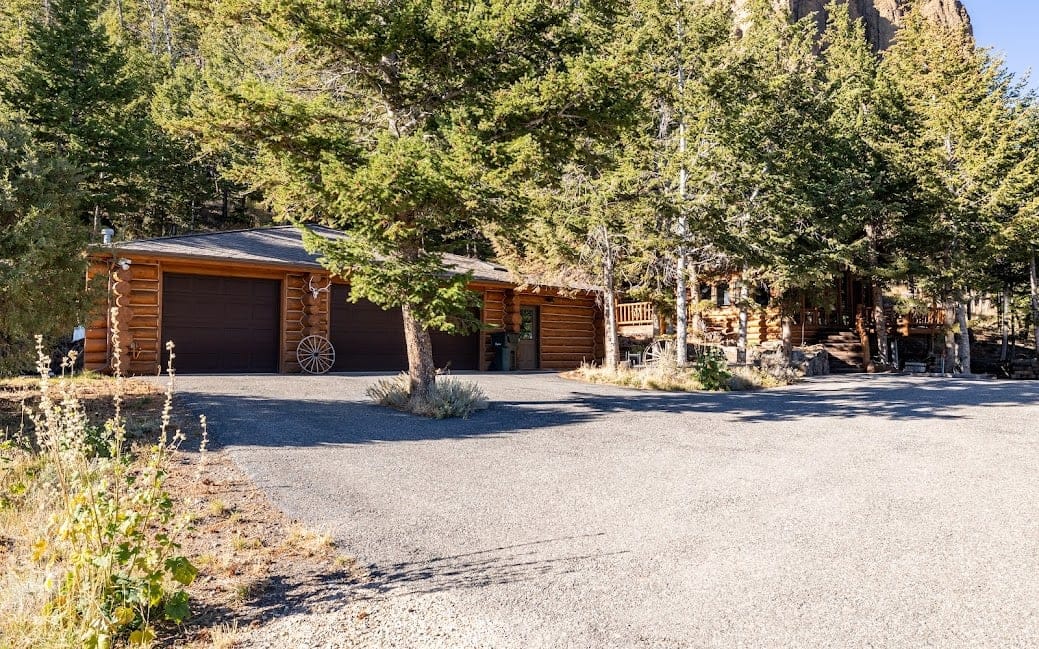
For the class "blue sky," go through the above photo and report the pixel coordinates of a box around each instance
[968,2,1039,87]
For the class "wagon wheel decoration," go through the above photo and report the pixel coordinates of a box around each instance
[642,339,670,367]
[297,335,336,374]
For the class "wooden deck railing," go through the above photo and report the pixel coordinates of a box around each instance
[904,307,946,329]
[616,302,656,326]
[863,305,947,331]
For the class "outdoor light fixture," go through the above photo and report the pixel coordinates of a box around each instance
[118,259,131,271]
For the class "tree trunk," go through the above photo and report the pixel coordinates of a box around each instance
[690,265,703,338]
[736,275,748,365]
[943,301,957,374]
[1011,303,1017,360]
[676,249,688,367]
[1031,253,1039,357]
[1000,287,1009,363]
[674,30,688,369]
[872,283,889,369]
[602,257,619,370]
[781,315,792,360]
[856,308,875,373]
[401,303,437,411]
[956,301,972,375]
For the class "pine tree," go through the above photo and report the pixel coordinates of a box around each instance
[819,0,922,370]
[0,112,89,374]
[189,0,632,408]
[713,1,854,363]
[881,9,1027,374]
[986,102,1039,357]
[1,0,151,234]
[623,0,742,365]
[518,140,653,369]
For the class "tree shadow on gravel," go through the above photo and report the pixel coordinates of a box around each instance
[176,376,1039,449]
[354,533,628,599]
[187,563,359,631]
[172,534,627,644]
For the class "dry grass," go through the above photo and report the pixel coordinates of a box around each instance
[366,373,489,418]
[562,361,797,393]
[728,365,797,390]
[563,363,706,391]
[0,375,166,438]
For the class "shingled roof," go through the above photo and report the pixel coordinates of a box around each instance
[102,225,517,285]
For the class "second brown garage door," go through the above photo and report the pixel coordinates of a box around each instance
[161,274,281,373]
[329,286,480,371]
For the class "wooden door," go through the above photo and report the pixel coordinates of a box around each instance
[516,306,539,370]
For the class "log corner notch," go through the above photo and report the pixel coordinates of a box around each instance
[84,255,162,376]
[285,271,331,373]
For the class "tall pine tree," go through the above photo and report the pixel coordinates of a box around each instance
[189,0,632,408]
[882,9,1027,373]
[1,0,151,234]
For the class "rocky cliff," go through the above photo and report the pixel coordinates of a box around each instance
[788,0,972,50]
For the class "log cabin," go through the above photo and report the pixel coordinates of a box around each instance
[85,226,605,375]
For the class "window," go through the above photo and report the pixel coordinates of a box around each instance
[698,284,712,301]
[519,308,537,340]
[716,283,731,307]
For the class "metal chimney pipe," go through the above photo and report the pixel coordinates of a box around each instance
[101,227,114,245]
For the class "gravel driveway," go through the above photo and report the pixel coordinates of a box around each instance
[171,373,1039,648]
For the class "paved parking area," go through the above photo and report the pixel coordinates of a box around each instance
[172,373,1039,648]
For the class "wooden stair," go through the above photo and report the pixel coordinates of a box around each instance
[818,330,866,374]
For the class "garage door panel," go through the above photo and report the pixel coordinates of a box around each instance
[431,329,480,370]
[161,274,280,373]
[330,285,479,371]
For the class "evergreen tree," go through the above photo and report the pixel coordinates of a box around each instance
[1,0,154,233]
[819,1,923,369]
[985,101,1039,357]
[881,9,1027,373]
[0,113,89,374]
[189,0,632,408]
[715,1,854,362]
[518,142,653,369]
[622,0,742,365]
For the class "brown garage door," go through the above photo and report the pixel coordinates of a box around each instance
[329,285,480,371]
[161,274,281,373]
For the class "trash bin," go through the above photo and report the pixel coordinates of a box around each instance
[490,332,512,371]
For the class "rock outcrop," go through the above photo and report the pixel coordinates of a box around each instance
[789,0,971,50]
[734,0,972,50]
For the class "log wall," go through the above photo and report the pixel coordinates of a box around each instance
[85,259,164,375]
[283,272,332,373]
[518,293,602,370]
[700,307,783,346]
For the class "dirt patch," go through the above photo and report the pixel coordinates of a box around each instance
[162,450,366,648]
[0,376,166,436]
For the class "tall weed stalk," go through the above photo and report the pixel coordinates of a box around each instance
[26,308,204,648]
